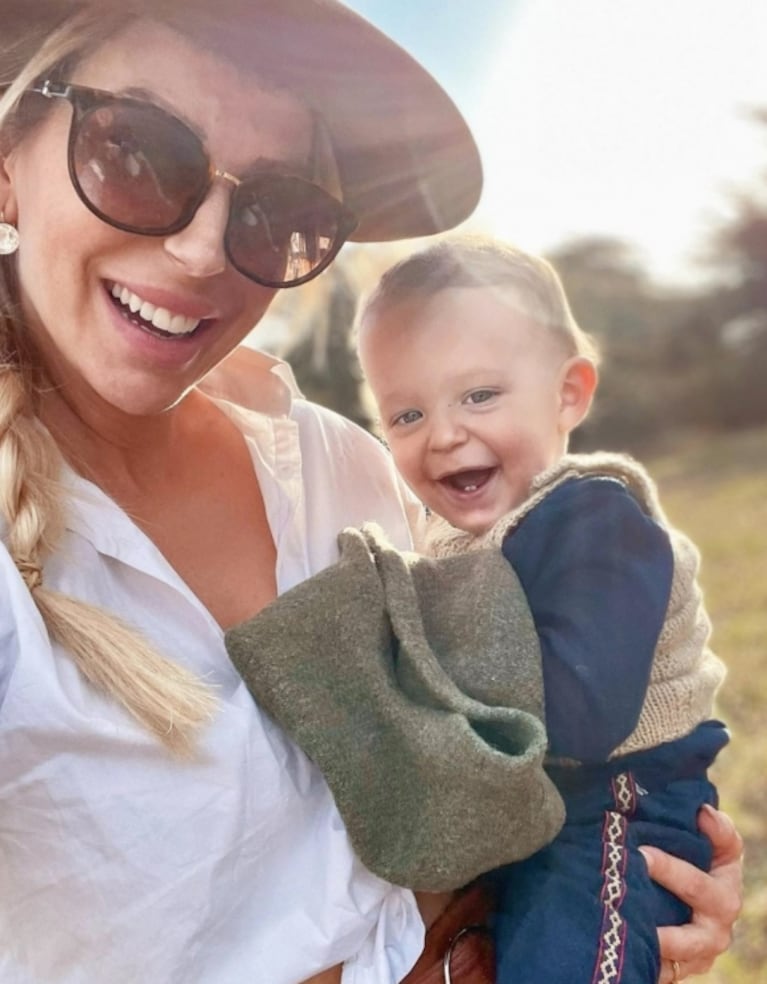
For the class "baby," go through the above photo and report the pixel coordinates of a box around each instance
[228,236,728,984]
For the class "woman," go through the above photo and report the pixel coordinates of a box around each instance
[0,1,742,982]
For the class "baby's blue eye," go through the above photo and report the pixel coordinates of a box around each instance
[465,389,497,405]
[392,409,422,426]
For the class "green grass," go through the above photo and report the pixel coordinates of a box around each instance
[649,425,767,983]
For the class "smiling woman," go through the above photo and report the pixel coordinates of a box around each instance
[0,2,483,981]
[8,21,314,414]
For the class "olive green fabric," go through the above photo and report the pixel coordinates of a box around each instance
[226,524,565,892]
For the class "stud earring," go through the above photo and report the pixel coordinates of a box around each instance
[0,212,20,255]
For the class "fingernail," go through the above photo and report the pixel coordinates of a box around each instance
[700,803,717,817]
[638,847,654,867]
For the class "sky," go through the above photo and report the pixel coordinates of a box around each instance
[345,0,767,286]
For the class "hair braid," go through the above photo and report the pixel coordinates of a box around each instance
[0,10,217,756]
[0,360,216,755]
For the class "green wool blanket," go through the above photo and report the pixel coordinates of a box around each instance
[226,524,565,892]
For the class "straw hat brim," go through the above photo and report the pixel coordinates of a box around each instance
[1,0,483,242]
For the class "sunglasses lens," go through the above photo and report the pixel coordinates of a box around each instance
[228,176,353,287]
[71,100,209,233]
[64,89,354,285]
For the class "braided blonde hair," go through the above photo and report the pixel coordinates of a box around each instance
[0,8,216,756]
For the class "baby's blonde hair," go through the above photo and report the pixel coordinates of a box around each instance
[0,8,216,755]
[360,234,600,364]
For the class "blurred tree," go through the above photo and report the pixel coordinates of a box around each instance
[280,265,373,430]
[698,115,767,428]
[551,236,690,453]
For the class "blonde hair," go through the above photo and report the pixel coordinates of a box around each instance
[0,8,216,755]
[360,234,600,364]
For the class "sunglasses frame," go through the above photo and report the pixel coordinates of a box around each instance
[30,79,359,288]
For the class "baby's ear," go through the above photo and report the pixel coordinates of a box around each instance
[557,356,598,433]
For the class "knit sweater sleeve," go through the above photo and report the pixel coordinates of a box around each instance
[502,476,673,762]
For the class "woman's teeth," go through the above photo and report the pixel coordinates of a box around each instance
[110,283,201,336]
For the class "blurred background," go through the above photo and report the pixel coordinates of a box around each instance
[249,5,767,978]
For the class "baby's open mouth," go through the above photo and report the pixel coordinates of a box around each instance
[107,282,209,339]
[440,468,496,493]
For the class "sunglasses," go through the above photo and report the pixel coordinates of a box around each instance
[29,80,358,288]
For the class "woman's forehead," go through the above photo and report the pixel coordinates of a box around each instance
[72,18,315,174]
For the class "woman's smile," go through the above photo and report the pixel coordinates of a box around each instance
[107,282,207,338]
[6,18,312,418]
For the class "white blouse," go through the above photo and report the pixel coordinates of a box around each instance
[0,354,425,984]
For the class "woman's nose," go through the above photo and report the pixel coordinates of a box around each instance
[163,184,229,278]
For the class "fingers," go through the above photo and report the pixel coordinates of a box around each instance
[640,806,745,976]
[656,924,726,976]
[657,957,687,984]
[697,803,745,867]
[639,846,712,909]
[640,836,743,920]
[644,850,739,964]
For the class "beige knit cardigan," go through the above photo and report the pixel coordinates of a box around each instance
[424,452,727,758]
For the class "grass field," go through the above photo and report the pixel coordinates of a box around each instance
[648,425,767,983]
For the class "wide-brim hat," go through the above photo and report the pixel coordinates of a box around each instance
[1,0,483,242]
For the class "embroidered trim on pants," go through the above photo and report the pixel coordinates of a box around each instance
[590,772,637,984]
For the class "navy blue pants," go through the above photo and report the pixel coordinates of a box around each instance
[492,722,728,984]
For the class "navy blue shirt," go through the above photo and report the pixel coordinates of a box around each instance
[502,477,674,763]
